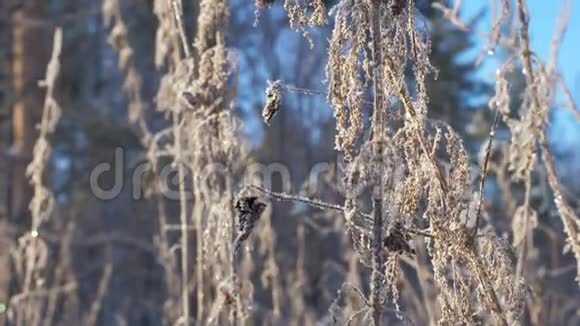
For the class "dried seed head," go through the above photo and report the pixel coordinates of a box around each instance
[262,80,282,125]
[233,196,267,254]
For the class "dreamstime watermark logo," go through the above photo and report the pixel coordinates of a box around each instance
[89,147,349,201]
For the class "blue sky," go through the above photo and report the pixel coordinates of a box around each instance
[461,1,580,154]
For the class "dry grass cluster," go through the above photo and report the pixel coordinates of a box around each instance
[246,0,579,325]
[2,0,579,325]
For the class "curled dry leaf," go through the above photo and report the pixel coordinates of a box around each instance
[233,196,267,255]
[262,80,282,125]
[384,222,415,255]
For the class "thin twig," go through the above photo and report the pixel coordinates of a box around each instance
[432,2,517,53]
[84,259,113,326]
[248,185,344,212]
[280,83,377,107]
[249,184,437,239]
[472,111,501,237]
[281,84,325,96]
[10,282,78,306]
[170,1,192,323]
[370,199,384,326]
[170,0,191,58]
[368,2,387,324]
[346,307,370,326]
[343,282,370,307]
[556,73,580,119]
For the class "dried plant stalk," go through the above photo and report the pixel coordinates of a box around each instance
[84,260,113,326]
[102,0,145,124]
[515,0,580,285]
[9,28,62,326]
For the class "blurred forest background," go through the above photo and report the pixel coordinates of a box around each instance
[0,0,579,325]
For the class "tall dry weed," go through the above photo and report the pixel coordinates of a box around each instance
[6,0,578,325]
[245,0,579,325]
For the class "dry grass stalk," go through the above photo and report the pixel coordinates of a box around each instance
[514,0,580,285]
[27,28,62,237]
[167,2,194,324]
[84,257,113,326]
[153,0,181,67]
[102,0,146,125]
[242,1,553,325]
[8,28,62,325]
